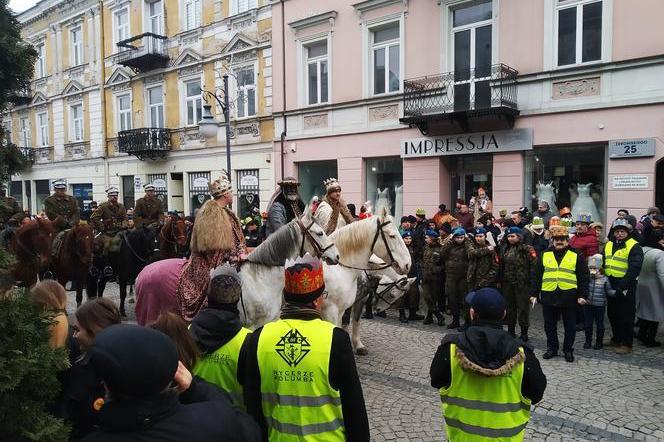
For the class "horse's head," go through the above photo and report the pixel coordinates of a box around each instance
[301,203,339,265]
[72,224,94,266]
[17,218,54,267]
[373,274,416,314]
[373,206,411,274]
[173,217,187,246]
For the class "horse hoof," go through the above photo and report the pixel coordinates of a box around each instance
[356,347,368,356]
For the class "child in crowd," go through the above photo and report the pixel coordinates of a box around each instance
[584,254,613,349]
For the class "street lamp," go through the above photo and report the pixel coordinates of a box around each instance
[199,74,232,185]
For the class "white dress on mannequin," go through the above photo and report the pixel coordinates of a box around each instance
[375,187,391,214]
[572,183,601,223]
[394,185,403,222]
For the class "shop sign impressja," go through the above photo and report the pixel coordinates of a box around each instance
[401,128,533,158]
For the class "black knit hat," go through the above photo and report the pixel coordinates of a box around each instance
[88,324,179,398]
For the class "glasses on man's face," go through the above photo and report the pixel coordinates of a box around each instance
[322,290,329,299]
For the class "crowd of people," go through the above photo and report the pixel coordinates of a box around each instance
[393,198,664,360]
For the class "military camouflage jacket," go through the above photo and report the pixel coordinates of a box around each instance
[133,196,164,228]
[91,201,128,234]
[44,194,80,231]
[421,242,444,282]
[0,195,22,225]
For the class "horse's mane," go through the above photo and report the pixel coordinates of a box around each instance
[247,221,299,266]
[12,218,54,259]
[330,217,377,258]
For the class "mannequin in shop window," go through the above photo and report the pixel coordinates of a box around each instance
[469,187,492,220]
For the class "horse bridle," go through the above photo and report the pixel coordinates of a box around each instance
[340,218,397,271]
[161,217,186,255]
[361,270,409,308]
[296,219,334,258]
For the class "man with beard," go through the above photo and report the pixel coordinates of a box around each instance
[314,177,355,235]
[265,177,305,236]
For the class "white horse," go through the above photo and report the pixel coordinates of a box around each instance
[320,207,412,351]
[348,257,416,355]
[536,182,558,214]
[134,205,339,328]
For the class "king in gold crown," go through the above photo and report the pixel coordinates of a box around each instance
[283,253,325,302]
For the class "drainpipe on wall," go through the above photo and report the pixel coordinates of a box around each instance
[98,0,109,191]
[279,0,287,181]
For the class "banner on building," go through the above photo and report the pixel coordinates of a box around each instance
[401,128,533,158]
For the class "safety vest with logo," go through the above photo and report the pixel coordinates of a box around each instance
[541,250,578,291]
[193,327,251,409]
[604,238,637,278]
[440,343,531,442]
[257,318,344,442]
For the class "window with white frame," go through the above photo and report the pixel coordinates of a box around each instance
[304,40,328,105]
[117,93,132,132]
[20,117,30,147]
[70,27,83,66]
[35,43,46,78]
[235,66,256,118]
[115,8,130,44]
[70,103,83,141]
[370,21,400,95]
[37,112,49,146]
[184,79,202,126]
[557,0,602,66]
[183,0,201,31]
[232,0,256,15]
[147,0,163,34]
[147,85,164,128]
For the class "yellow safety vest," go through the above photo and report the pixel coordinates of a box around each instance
[604,238,637,278]
[193,327,251,409]
[440,343,531,441]
[257,318,344,442]
[541,250,578,291]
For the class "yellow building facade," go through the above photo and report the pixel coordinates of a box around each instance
[6,0,274,217]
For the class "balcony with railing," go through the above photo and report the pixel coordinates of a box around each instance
[19,146,53,164]
[400,63,519,136]
[116,33,169,73]
[118,127,171,160]
[8,87,33,106]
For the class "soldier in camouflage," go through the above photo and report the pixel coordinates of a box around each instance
[498,226,538,341]
[133,183,164,229]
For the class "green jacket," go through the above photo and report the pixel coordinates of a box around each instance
[44,194,80,231]
[91,201,128,234]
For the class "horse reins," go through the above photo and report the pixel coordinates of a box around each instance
[297,219,334,258]
[360,270,409,308]
[339,218,396,271]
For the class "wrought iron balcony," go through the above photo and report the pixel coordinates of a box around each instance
[8,87,32,106]
[18,146,53,165]
[118,127,171,160]
[400,63,519,136]
[116,33,169,73]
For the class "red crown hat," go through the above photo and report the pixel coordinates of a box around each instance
[284,253,325,301]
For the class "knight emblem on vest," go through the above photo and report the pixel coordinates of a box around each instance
[276,329,311,367]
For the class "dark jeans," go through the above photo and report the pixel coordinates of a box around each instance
[542,304,577,353]
[607,290,636,347]
[583,305,605,331]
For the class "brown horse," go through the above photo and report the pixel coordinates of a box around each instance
[159,215,187,259]
[9,218,54,287]
[51,223,94,306]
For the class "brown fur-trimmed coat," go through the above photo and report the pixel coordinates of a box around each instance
[190,200,245,255]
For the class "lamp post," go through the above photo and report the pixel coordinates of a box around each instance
[199,74,232,184]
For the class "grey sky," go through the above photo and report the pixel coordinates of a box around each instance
[9,0,39,14]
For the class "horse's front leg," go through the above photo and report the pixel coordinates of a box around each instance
[351,301,368,356]
[321,301,340,326]
[118,279,127,317]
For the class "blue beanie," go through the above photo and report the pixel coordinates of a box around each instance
[465,288,506,320]
[474,227,487,235]
[425,229,439,238]
[401,230,412,238]
[452,227,466,237]
[506,226,522,235]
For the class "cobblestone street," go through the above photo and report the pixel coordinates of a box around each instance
[68,285,664,442]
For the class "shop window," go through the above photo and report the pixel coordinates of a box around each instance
[72,183,93,210]
[237,169,259,220]
[366,157,403,218]
[10,181,23,207]
[525,145,605,223]
[35,179,50,212]
[297,160,338,204]
[188,171,210,215]
[556,0,602,66]
[148,173,168,211]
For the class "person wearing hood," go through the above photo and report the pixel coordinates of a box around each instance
[441,228,471,329]
[430,288,546,442]
[81,324,260,442]
[499,226,538,341]
[533,225,589,362]
[602,218,644,354]
[636,229,664,347]
[190,264,251,410]
[265,177,306,237]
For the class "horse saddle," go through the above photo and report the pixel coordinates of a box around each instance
[51,231,67,258]
[109,233,124,253]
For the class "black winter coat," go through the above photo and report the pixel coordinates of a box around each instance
[80,383,261,442]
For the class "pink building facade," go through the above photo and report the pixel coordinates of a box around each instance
[272,0,664,224]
